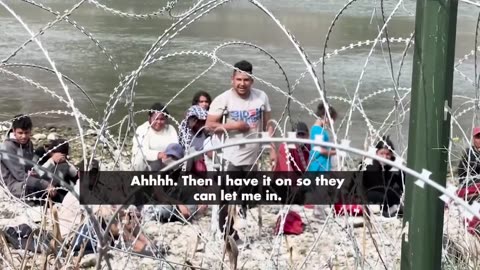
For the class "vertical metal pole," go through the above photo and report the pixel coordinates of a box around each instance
[211,106,228,171]
[211,106,229,235]
[401,0,458,269]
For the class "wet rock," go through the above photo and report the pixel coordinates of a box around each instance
[32,133,47,141]
[0,208,16,219]
[47,125,57,131]
[47,132,59,141]
[0,124,9,131]
[86,129,97,136]
[79,254,97,268]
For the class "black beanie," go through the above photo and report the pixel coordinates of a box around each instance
[375,135,395,151]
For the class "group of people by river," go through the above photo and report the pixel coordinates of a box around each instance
[1,60,480,255]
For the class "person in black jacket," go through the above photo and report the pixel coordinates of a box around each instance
[361,136,405,217]
[457,127,480,186]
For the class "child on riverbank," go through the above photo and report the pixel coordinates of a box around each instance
[307,103,338,220]
[308,103,337,172]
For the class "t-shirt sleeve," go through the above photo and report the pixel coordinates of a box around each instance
[263,92,272,112]
[323,130,329,142]
[310,126,325,141]
[310,126,329,151]
[203,136,211,149]
[208,94,226,116]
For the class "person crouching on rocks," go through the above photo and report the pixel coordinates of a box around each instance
[33,138,79,202]
[142,143,207,223]
[361,136,405,217]
[0,114,58,203]
[57,159,165,256]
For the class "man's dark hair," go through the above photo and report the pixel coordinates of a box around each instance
[233,60,253,75]
[12,114,32,130]
[191,91,212,106]
[316,103,337,120]
[148,103,170,118]
[48,139,69,155]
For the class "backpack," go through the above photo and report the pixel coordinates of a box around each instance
[2,224,51,253]
[273,211,304,235]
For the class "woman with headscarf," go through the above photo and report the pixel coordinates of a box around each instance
[178,105,209,152]
[178,105,210,176]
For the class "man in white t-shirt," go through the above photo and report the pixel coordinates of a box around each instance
[206,60,277,242]
[206,60,276,172]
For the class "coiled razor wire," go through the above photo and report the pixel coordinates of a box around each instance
[2,0,480,269]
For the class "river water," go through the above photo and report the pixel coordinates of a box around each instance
[1,0,479,149]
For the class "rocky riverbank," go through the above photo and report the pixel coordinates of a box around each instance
[0,190,407,270]
[1,195,477,270]
[0,126,475,269]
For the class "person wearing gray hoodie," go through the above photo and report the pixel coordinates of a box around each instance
[0,115,57,199]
